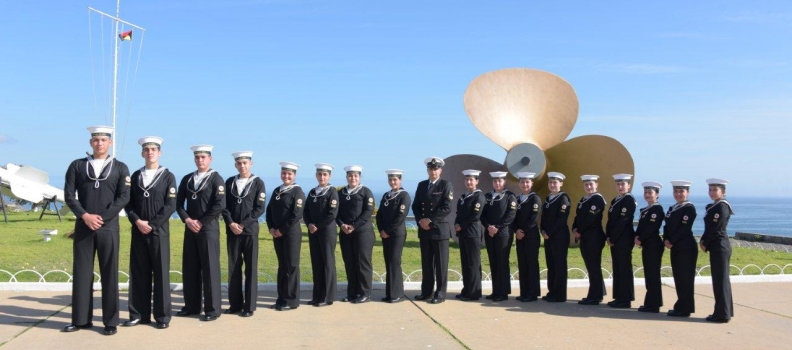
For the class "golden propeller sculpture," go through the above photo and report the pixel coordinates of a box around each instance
[443,68,634,245]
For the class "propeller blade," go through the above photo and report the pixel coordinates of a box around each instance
[463,68,578,151]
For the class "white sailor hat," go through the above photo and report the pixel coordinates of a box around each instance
[138,136,163,148]
[670,180,692,188]
[190,144,213,155]
[613,173,633,182]
[386,169,404,178]
[344,165,363,173]
[580,175,599,182]
[315,163,334,172]
[516,172,536,180]
[706,178,729,186]
[424,157,445,169]
[489,171,508,179]
[642,181,663,191]
[279,161,299,172]
[547,172,565,181]
[232,151,253,160]
[462,169,481,177]
[87,125,114,137]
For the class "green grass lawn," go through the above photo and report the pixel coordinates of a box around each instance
[2,211,791,282]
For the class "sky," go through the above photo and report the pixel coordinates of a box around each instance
[1,0,791,197]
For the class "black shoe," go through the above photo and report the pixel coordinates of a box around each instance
[103,326,117,336]
[706,315,730,323]
[520,296,538,302]
[607,300,618,306]
[223,308,242,315]
[156,322,169,329]
[545,297,565,303]
[202,315,219,321]
[578,299,600,305]
[491,295,508,302]
[609,301,631,309]
[667,309,691,317]
[455,294,464,299]
[485,294,495,300]
[460,296,480,301]
[541,295,549,301]
[352,295,371,304]
[341,295,359,302]
[61,323,92,332]
[123,319,139,327]
[638,306,659,313]
[414,294,430,301]
[270,299,284,309]
[381,297,391,302]
[389,297,405,304]
[276,305,296,311]
[429,297,445,304]
[240,311,254,317]
[176,310,199,317]
[313,301,333,307]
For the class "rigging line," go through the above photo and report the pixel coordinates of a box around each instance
[119,24,135,156]
[88,10,101,121]
[121,31,146,157]
[100,14,108,123]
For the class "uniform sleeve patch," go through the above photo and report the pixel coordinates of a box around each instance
[591,205,596,210]
[449,191,454,200]
[533,204,539,209]
[621,208,627,213]
[170,187,177,194]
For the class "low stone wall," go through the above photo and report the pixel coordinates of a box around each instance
[735,232,792,246]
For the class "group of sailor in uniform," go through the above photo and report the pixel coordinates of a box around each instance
[60,126,734,336]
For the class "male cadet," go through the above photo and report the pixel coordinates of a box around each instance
[63,125,131,336]
[411,157,454,304]
[221,151,266,317]
[176,145,226,321]
[123,136,177,329]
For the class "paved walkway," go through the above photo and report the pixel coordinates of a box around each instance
[1,282,791,349]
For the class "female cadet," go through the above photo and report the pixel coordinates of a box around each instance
[265,162,305,311]
[481,171,517,302]
[606,174,637,308]
[700,178,734,323]
[512,172,542,302]
[664,180,698,317]
[303,163,339,307]
[337,165,376,304]
[454,170,486,301]
[541,172,571,302]
[375,169,412,303]
[635,181,665,313]
[572,175,607,306]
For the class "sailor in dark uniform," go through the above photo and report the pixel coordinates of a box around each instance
[62,125,130,336]
[412,157,454,304]
[265,161,305,311]
[606,173,637,308]
[634,181,665,313]
[123,136,176,329]
[376,169,412,303]
[337,165,376,304]
[573,175,607,306]
[454,170,486,301]
[513,172,542,302]
[221,151,265,317]
[664,180,698,317]
[176,145,226,321]
[481,171,517,302]
[541,172,571,302]
[701,178,734,323]
[304,163,338,307]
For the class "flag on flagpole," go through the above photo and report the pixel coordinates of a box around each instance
[119,30,133,41]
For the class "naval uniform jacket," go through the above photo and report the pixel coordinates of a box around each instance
[336,186,375,234]
[541,192,571,241]
[176,171,226,230]
[513,192,541,237]
[481,191,517,235]
[572,193,606,240]
[376,189,412,236]
[700,200,733,251]
[636,203,664,246]
[663,202,697,250]
[304,186,339,232]
[265,185,305,236]
[65,157,131,235]
[222,175,266,235]
[126,167,177,236]
[606,193,637,245]
[412,179,454,240]
[455,190,486,239]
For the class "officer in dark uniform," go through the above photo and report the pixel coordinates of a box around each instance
[606,173,637,308]
[541,172,571,302]
[176,145,226,321]
[304,163,339,307]
[701,178,734,323]
[664,180,698,317]
[454,170,485,301]
[376,169,412,303]
[572,175,607,306]
[337,165,376,304]
[412,156,454,304]
[481,171,517,302]
[634,181,665,313]
[513,172,542,302]
[63,125,130,336]
[123,136,176,329]
[221,151,266,317]
[265,161,305,311]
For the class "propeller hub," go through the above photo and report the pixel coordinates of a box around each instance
[504,143,546,179]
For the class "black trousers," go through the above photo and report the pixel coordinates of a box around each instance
[459,236,482,299]
[227,234,258,312]
[670,245,698,313]
[128,232,171,323]
[580,235,606,301]
[182,229,222,316]
[516,232,540,298]
[71,228,119,326]
[485,233,513,297]
[610,239,635,302]
[273,233,301,308]
[709,239,734,319]
[544,236,569,301]
[382,234,406,299]
[641,239,664,308]
[340,230,375,298]
[309,226,337,303]
[419,238,449,298]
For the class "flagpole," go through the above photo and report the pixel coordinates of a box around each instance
[111,0,120,157]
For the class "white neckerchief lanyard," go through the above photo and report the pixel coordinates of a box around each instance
[609,193,634,213]
[640,202,662,215]
[341,185,364,200]
[459,189,482,205]
[310,184,333,203]
[230,175,258,204]
[487,190,507,205]
[275,184,300,201]
[518,191,536,209]
[137,166,167,198]
[545,191,566,209]
[706,199,734,214]
[578,192,604,209]
[85,155,114,189]
[188,170,216,200]
[383,188,405,207]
